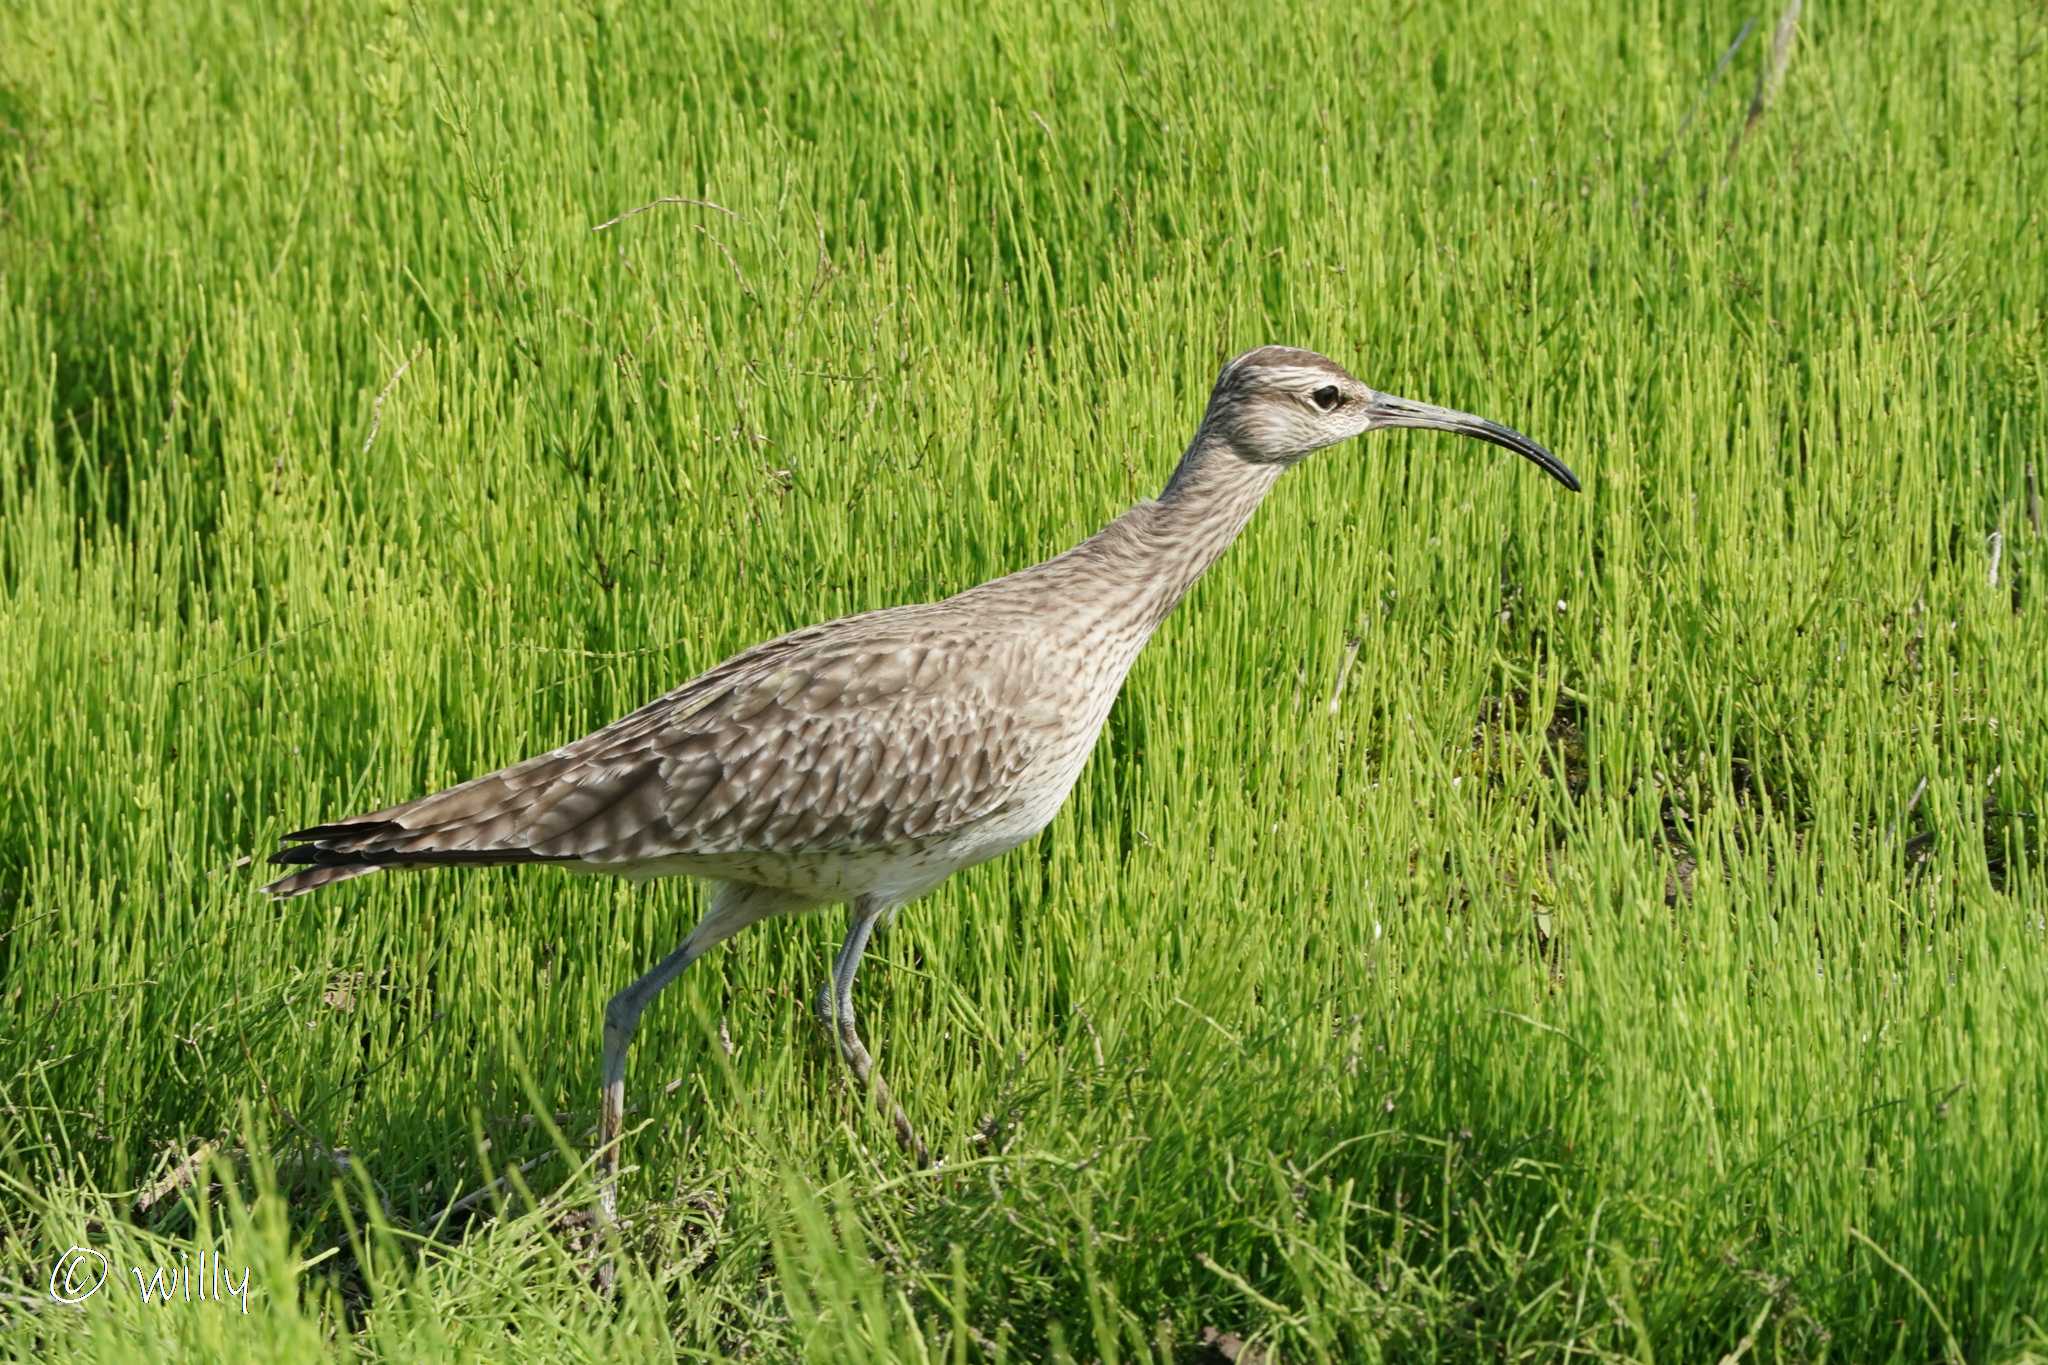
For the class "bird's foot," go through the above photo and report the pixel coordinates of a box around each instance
[890,1103,932,1169]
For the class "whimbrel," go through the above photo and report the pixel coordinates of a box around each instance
[267,346,1578,1214]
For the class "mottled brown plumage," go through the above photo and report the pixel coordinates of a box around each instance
[265,345,1578,1231]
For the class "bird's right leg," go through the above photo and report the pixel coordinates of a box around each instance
[598,882,797,1225]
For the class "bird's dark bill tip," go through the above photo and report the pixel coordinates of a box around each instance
[1543,454,1582,493]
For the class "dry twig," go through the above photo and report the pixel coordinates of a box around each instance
[591,196,740,233]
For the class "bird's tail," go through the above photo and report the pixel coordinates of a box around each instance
[262,752,584,898]
[263,861,387,898]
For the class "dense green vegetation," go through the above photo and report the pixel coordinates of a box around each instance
[3,0,2043,1358]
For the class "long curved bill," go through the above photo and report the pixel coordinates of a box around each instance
[1367,393,1580,493]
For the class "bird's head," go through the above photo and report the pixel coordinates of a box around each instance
[1195,345,1579,491]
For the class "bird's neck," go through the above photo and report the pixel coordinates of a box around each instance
[993,439,1282,639]
[1144,440,1285,614]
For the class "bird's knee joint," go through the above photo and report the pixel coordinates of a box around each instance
[603,997,640,1040]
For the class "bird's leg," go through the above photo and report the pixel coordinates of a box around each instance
[597,884,794,1229]
[598,943,703,1226]
[824,896,930,1166]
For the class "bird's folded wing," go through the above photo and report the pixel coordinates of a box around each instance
[268,609,1050,877]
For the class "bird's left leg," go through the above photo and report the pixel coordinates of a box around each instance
[822,894,930,1165]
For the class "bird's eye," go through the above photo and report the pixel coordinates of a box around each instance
[1311,385,1343,412]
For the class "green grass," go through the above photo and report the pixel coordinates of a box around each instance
[2,0,2045,1358]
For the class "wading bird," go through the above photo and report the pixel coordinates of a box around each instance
[267,346,1578,1218]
